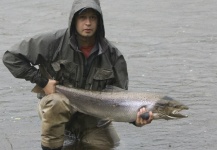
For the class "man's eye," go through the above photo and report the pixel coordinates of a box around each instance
[91,16,97,20]
[79,16,86,19]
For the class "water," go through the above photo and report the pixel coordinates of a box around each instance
[0,0,217,149]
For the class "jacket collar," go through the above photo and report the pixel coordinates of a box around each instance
[69,33,108,55]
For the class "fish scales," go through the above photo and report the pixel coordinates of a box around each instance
[56,85,188,122]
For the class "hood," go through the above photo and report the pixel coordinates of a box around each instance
[69,0,105,38]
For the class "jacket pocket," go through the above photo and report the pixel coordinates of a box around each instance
[91,68,115,90]
[52,60,78,87]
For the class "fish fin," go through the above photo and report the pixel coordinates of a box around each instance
[31,85,44,94]
[102,85,125,92]
[97,119,112,127]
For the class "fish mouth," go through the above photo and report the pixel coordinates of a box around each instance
[170,109,188,118]
[168,106,189,119]
[154,106,189,120]
[155,105,189,120]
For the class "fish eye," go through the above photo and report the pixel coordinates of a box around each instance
[173,105,180,108]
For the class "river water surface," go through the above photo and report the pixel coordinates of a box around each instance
[0,0,217,150]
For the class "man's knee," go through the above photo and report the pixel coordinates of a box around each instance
[39,93,74,148]
[39,93,74,119]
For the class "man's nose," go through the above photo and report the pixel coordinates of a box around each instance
[85,17,91,25]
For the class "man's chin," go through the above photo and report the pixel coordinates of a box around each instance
[80,34,95,39]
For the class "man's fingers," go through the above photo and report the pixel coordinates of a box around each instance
[140,112,150,120]
[148,111,153,123]
[136,107,153,125]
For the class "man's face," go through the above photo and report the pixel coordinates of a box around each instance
[75,9,98,38]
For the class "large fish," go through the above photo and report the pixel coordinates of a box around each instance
[55,85,188,123]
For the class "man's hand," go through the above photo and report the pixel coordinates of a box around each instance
[43,79,58,95]
[135,107,153,127]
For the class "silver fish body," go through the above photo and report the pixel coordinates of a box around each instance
[56,85,188,123]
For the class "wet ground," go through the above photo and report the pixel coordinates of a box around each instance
[0,0,217,150]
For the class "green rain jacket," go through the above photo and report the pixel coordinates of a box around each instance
[3,0,128,92]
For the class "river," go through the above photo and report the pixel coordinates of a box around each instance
[0,0,217,150]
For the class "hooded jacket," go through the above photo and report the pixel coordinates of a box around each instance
[3,0,128,91]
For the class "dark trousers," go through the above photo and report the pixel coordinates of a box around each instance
[38,93,120,149]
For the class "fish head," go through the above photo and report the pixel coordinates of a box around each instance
[152,96,189,120]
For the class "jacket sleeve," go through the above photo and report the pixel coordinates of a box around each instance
[2,29,65,88]
[111,47,129,90]
[113,55,129,90]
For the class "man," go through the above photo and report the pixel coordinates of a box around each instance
[3,0,153,150]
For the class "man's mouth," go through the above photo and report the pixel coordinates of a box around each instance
[84,29,92,32]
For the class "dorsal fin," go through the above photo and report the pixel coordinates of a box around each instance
[102,85,125,92]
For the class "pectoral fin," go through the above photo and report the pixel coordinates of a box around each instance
[97,119,112,127]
